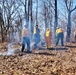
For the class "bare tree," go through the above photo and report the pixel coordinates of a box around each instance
[64,0,76,42]
[19,0,33,29]
[41,0,54,32]
[0,0,21,42]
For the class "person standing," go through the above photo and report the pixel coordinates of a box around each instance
[45,28,51,49]
[21,25,31,53]
[34,25,40,49]
[56,27,64,46]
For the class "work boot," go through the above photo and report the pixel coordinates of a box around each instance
[47,46,51,49]
[26,51,32,53]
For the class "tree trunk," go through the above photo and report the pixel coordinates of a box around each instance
[44,2,48,30]
[1,25,4,42]
[54,0,58,38]
[30,0,33,37]
[27,0,30,28]
[0,14,4,42]
[66,11,71,42]
[64,0,76,42]
[49,0,52,30]
[24,0,28,28]
[36,0,38,25]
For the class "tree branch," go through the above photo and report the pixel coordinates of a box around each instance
[19,0,25,6]
[69,0,72,10]
[71,6,76,12]
[64,0,69,11]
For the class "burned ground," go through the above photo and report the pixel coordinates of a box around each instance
[0,42,76,75]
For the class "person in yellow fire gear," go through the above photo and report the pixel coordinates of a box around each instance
[34,25,40,49]
[45,28,52,49]
[21,25,31,53]
[56,27,64,46]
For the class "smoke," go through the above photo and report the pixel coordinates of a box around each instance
[2,44,15,56]
[30,42,35,50]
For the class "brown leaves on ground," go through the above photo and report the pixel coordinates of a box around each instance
[0,42,8,53]
[0,42,76,75]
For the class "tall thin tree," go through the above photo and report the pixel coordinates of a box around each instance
[54,0,58,38]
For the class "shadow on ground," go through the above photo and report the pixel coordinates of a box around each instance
[14,47,68,56]
[39,47,68,50]
[48,47,68,50]
[65,46,76,48]
[33,52,56,56]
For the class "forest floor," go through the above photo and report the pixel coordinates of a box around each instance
[0,42,76,75]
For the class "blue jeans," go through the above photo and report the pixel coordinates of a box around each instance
[56,32,64,46]
[34,34,40,48]
[21,37,30,52]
